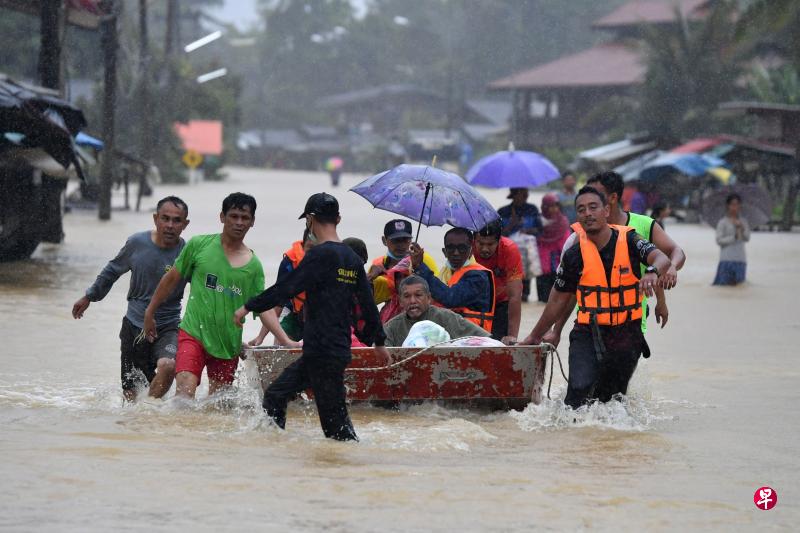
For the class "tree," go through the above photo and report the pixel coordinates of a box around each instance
[638,0,741,145]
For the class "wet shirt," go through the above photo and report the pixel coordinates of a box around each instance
[245,241,386,359]
[474,237,523,304]
[174,234,265,360]
[554,228,656,294]
[85,231,186,329]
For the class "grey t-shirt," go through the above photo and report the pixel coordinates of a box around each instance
[383,305,489,346]
[85,231,187,328]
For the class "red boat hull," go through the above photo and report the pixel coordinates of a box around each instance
[247,345,548,409]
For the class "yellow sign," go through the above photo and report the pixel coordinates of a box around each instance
[182,149,203,169]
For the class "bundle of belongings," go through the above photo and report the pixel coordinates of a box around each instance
[401,321,505,348]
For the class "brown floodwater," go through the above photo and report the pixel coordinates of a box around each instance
[1,167,797,531]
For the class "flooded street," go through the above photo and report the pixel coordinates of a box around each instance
[1,167,798,531]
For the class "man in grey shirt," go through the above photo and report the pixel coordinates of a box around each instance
[72,196,190,401]
[384,275,489,346]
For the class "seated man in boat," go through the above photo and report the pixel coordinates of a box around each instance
[520,186,675,409]
[409,227,495,333]
[368,219,438,322]
[384,275,489,346]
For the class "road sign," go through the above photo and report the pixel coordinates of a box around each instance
[182,149,203,169]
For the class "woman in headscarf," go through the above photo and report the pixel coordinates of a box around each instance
[536,193,571,302]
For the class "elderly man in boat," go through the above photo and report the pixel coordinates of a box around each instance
[383,275,489,346]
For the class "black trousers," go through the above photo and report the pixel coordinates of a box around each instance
[263,354,357,441]
[491,300,509,340]
[564,324,643,409]
[536,273,556,303]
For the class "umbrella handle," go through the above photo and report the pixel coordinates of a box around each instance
[416,182,432,242]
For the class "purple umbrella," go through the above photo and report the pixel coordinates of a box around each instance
[466,144,560,188]
[350,163,499,240]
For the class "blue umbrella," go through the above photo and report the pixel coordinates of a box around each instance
[75,131,104,150]
[639,153,727,182]
[350,163,499,240]
[466,144,560,188]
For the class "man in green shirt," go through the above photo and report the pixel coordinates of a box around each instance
[144,193,296,399]
[383,275,489,346]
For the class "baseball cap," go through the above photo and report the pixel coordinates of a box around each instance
[383,219,413,240]
[298,192,339,219]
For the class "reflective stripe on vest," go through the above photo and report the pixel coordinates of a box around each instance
[447,263,496,332]
[284,241,306,313]
[575,225,643,326]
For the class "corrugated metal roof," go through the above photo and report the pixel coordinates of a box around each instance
[489,43,645,90]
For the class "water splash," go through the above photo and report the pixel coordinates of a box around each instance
[508,384,681,432]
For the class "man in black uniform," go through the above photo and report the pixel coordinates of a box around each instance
[234,193,389,441]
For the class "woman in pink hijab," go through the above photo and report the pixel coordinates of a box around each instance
[536,193,571,302]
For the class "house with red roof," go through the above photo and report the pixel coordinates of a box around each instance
[488,0,711,149]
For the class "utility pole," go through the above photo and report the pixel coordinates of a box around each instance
[99,0,119,221]
[138,0,152,164]
[38,0,64,92]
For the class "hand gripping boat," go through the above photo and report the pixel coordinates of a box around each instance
[243,344,551,410]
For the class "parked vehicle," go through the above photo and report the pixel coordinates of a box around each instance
[0,73,87,261]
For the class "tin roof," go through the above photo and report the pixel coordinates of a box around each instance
[489,42,645,90]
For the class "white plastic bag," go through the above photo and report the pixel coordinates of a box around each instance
[510,232,542,278]
[402,320,451,348]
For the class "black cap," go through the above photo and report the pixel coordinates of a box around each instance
[298,192,339,219]
[383,219,413,240]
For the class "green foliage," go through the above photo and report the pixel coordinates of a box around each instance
[638,1,741,144]
[240,0,626,129]
[735,0,800,71]
[747,65,800,105]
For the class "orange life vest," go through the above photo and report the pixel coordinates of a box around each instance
[447,263,496,332]
[575,224,643,326]
[284,241,306,314]
[372,256,405,322]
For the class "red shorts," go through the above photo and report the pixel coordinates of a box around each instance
[175,329,239,385]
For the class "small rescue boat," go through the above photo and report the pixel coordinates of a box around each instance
[244,344,550,410]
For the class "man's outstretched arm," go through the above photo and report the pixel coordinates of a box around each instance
[520,290,574,345]
[143,267,183,339]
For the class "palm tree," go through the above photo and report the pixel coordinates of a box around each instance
[638,0,741,145]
